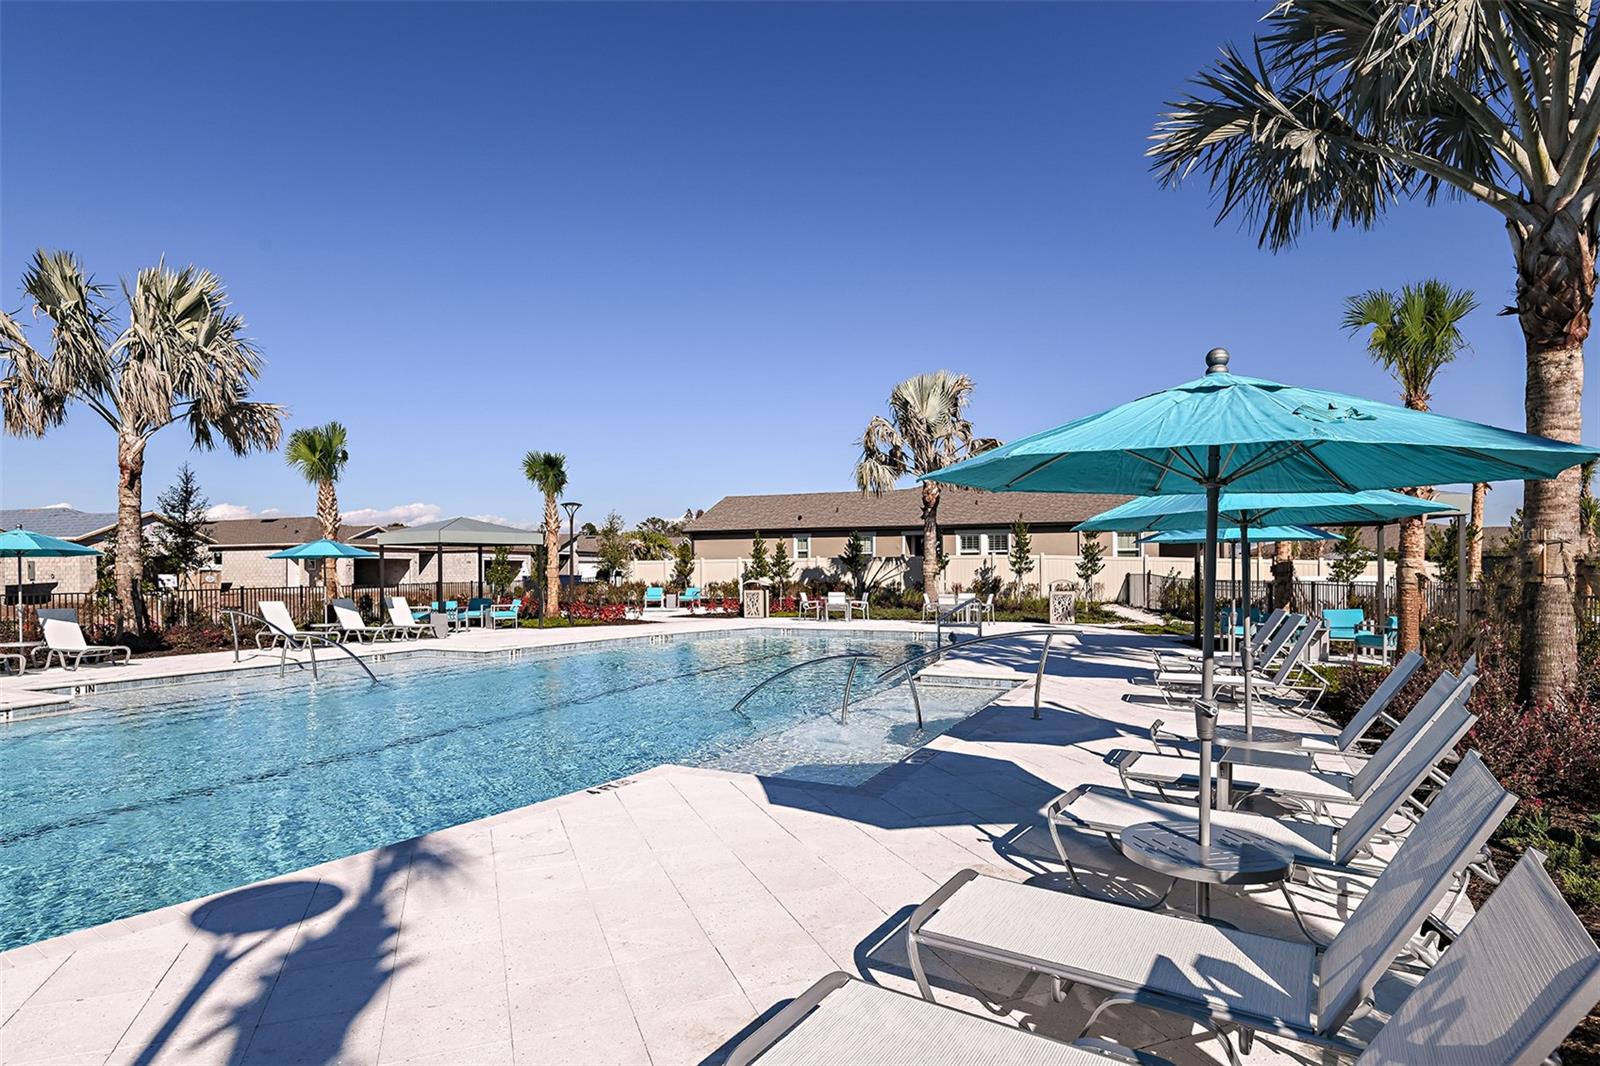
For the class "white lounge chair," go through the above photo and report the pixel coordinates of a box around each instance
[1148,649,1427,758]
[823,592,850,621]
[253,600,335,650]
[40,617,130,671]
[907,745,1511,1065]
[728,847,1600,1066]
[1156,618,1329,709]
[727,972,1162,1066]
[331,602,393,643]
[795,593,823,621]
[1048,702,1480,893]
[1155,608,1293,672]
[1123,671,1476,815]
[384,597,433,639]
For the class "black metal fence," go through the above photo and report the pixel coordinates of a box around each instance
[0,581,495,638]
[1124,571,1488,620]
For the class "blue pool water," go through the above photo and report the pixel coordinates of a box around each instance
[0,631,1005,949]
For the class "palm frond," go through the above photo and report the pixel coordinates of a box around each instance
[522,451,569,498]
[284,422,350,482]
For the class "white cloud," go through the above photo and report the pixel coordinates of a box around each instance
[42,502,73,509]
[343,502,443,527]
[467,513,535,530]
[206,503,284,521]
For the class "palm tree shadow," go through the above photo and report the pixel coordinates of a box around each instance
[131,838,455,1066]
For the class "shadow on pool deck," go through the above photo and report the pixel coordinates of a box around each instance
[129,838,456,1066]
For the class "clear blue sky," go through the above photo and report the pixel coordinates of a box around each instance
[2,2,1569,529]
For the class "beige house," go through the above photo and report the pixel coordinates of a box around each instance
[0,507,165,598]
[679,488,1186,595]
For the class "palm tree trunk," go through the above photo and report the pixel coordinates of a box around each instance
[920,483,941,595]
[1270,540,1294,611]
[1396,513,1426,655]
[544,495,561,612]
[1511,216,1592,704]
[1468,482,1487,584]
[318,480,340,602]
[115,432,147,633]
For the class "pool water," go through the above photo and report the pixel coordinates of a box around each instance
[0,631,1006,949]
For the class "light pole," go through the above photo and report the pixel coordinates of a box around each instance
[562,502,582,589]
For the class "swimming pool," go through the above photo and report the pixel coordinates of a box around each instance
[0,630,1008,949]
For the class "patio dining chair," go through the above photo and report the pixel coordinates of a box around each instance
[824,591,851,621]
[643,586,666,610]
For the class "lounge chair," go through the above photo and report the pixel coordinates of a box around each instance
[1159,607,1289,670]
[849,592,870,619]
[920,593,937,621]
[1156,618,1329,709]
[489,598,520,628]
[1149,649,1426,758]
[384,597,433,639]
[908,745,1509,1065]
[643,586,666,610]
[1047,701,1480,891]
[727,972,1164,1066]
[1124,671,1476,814]
[732,847,1600,1066]
[679,587,702,612]
[40,616,131,671]
[796,593,823,620]
[255,600,336,650]
[330,602,393,643]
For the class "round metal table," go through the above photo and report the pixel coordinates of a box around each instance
[1212,724,1303,751]
[1121,819,1294,918]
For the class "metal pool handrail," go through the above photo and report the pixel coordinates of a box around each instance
[877,627,1064,722]
[220,608,381,685]
[931,596,984,646]
[729,651,879,724]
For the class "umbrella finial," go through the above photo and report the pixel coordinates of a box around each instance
[1205,347,1230,374]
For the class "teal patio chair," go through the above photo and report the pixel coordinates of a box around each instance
[1354,615,1399,662]
[489,598,520,628]
[643,586,666,610]
[464,597,494,626]
[1324,608,1366,644]
[679,587,702,612]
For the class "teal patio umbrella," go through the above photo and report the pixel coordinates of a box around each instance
[926,347,1597,868]
[1084,491,1457,732]
[0,528,102,642]
[1140,524,1339,544]
[267,539,377,591]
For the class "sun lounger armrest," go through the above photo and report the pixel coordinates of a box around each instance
[725,971,853,1066]
[906,868,980,948]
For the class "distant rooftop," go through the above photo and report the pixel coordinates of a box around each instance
[201,516,385,546]
[686,487,1135,534]
[0,507,121,539]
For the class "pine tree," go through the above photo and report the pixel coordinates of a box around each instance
[1328,525,1373,588]
[672,539,695,589]
[746,531,771,583]
[837,531,870,597]
[1076,534,1105,605]
[770,539,792,597]
[154,464,211,587]
[1008,517,1034,598]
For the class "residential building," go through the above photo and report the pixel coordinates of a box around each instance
[0,507,164,599]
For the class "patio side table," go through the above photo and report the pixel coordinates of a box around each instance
[1121,819,1294,920]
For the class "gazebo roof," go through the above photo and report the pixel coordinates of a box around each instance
[372,517,543,548]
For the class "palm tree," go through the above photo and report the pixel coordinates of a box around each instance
[522,451,568,612]
[855,371,998,595]
[285,422,351,601]
[1150,3,1597,702]
[1342,281,1478,656]
[0,250,282,631]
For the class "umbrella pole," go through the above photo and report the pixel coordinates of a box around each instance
[1241,524,1253,736]
[16,554,23,644]
[1375,526,1387,641]
[1196,446,1221,889]
[1229,545,1238,654]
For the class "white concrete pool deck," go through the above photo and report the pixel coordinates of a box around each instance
[0,620,1418,1065]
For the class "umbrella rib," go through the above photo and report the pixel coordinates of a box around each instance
[1220,440,1304,485]
[1002,452,1072,489]
[1291,442,1359,492]
[1126,449,1199,485]
[1449,446,1566,481]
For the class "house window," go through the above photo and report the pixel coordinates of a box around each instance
[857,534,876,557]
[1113,532,1140,558]
[904,534,925,557]
[26,561,35,581]
[212,552,224,566]
[793,534,811,559]
[957,533,983,555]
[988,531,1010,556]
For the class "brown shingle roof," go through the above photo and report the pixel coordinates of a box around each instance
[685,488,1134,534]
[201,516,385,547]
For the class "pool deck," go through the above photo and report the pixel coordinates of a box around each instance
[0,621,1413,1065]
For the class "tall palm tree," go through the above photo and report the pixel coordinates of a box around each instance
[285,422,351,600]
[855,371,998,595]
[1150,2,1597,703]
[1343,281,1478,655]
[0,250,283,631]
[522,451,567,611]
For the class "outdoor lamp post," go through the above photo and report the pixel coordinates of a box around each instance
[562,502,581,587]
